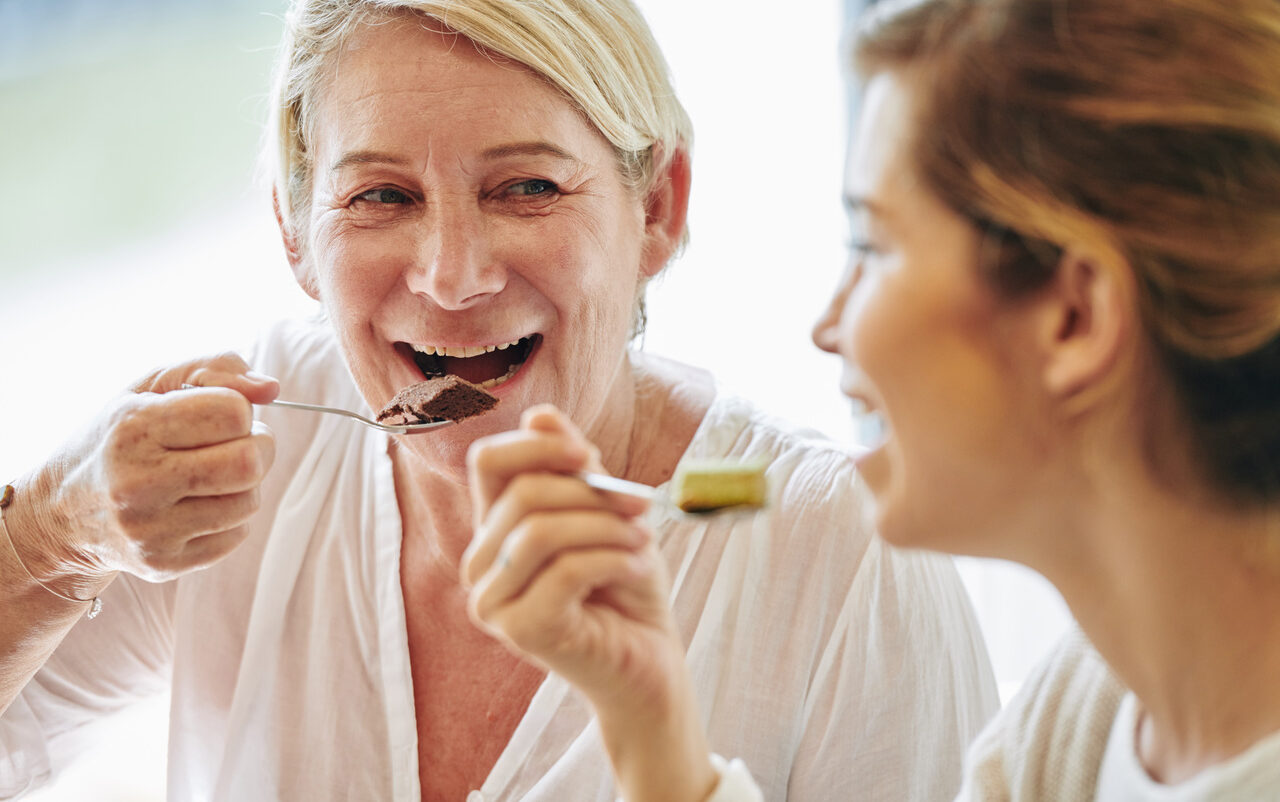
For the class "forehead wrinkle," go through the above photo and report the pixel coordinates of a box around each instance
[329,150,411,175]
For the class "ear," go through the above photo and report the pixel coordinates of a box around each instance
[273,186,319,300]
[1034,249,1136,402]
[639,145,692,279]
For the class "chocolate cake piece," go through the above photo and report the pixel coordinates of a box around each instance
[376,375,499,424]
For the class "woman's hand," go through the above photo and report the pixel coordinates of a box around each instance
[464,404,717,802]
[9,352,279,598]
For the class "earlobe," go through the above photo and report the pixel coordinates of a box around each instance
[640,145,692,278]
[1039,249,1135,402]
[273,187,320,300]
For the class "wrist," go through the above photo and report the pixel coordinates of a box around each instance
[1,477,116,610]
[593,669,717,802]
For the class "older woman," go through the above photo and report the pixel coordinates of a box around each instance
[466,0,1280,799]
[0,1,998,800]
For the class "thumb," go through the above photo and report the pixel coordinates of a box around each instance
[522,404,606,474]
[225,371,281,405]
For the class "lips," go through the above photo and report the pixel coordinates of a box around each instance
[401,334,540,389]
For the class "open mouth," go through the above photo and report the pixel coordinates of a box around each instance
[399,334,541,389]
[857,408,890,450]
[848,395,891,450]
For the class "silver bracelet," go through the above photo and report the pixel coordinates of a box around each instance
[1,483,102,619]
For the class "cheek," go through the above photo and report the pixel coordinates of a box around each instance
[310,219,405,309]
[534,212,643,315]
[839,271,904,380]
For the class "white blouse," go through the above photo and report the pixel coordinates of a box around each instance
[2,317,998,801]
[1096,694,1280,801]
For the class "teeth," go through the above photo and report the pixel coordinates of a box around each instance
[857,409,889,448]
[476,361,522,389]
[411,337,525,359]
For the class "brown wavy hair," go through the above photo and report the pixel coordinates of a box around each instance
[853,0,1280,503]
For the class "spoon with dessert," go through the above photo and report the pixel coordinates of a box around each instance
[179,374,499,434]
[578,459,769,516]
[181,379,767,514]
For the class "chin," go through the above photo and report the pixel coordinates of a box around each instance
[854,447,934,550]
[394,421,492,484]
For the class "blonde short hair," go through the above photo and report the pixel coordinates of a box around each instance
[269,0,692,242]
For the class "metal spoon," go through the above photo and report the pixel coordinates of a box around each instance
[179,385,455,434]
[577,470,766,516]
[264,398,456,434]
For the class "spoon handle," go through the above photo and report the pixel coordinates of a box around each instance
[576,471,658,502]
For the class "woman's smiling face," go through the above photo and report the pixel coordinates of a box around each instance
[298,16,660,470]
[812,71,1053,554]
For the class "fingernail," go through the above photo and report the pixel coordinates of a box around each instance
[245,370,276,383]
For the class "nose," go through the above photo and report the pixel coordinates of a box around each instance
[406,201,507,310]
[811,260,860,354]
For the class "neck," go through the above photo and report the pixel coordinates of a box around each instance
[391,443,475,579]
[1041,474,1280,782]
[582,353,641,481]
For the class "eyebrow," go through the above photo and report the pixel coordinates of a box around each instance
[328,142,581,175]
[481,141,580,163]
[329,150,411,175]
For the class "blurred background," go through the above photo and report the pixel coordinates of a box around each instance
[0,0,1069,798]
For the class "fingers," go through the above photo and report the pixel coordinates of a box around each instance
[126,351,279,451]
[128,524,256,580]
[474,546,653,653]
[522,404,606,472]
[467,425,593,517]
[95,405,274,581]
[468,508,649,616]
[160,426,275,501]
[117,489,260,566]
[463,473,647,586]
[134,351,280,405]
[105,405,274,504]
[32,354,278,586]
[143,387,256,450]
[463,403,665,678]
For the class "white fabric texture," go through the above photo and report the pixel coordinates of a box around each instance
[708,626,1280,801]
[957,626,1280,801]
[1095,693,1280,801]
[956,626,1126,801]
[1,316,998,801]
[707,754,765,802]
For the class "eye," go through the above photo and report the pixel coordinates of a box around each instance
[505,179,558,198]
[354,187,412,205]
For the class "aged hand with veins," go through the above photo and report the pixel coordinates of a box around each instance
[13,352,279,594]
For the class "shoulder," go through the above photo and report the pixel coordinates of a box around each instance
[690,392,864,515]
[961,626,1126,800]
[676,392,877,607]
